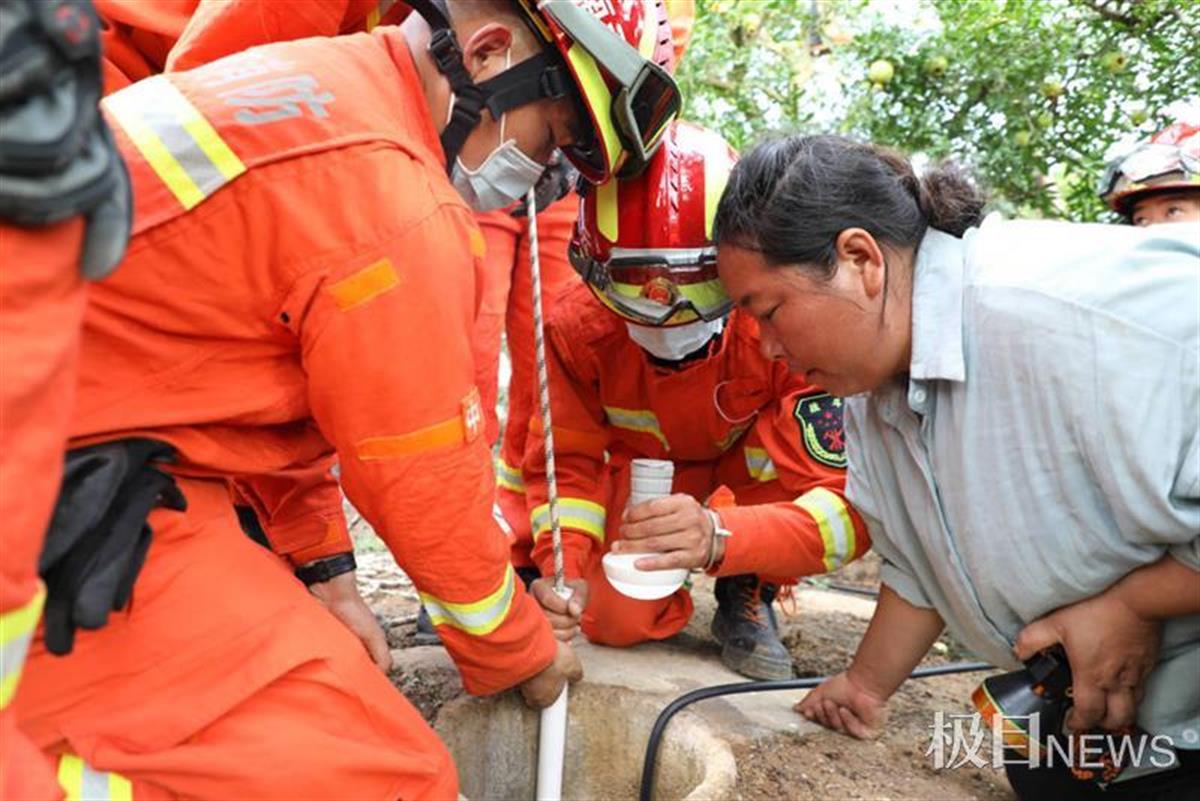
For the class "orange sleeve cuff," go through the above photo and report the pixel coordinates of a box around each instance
[532,531,592,581]
[282,516,354,566]
[442,584,559,696]
[711,504,829,579]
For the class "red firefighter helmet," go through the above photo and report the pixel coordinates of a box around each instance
[570,120,738,326]
[1098,120,1200,215]
[517,0,679,183]
[408,0,679,184]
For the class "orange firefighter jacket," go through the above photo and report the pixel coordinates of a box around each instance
[96,0,409,90]
[94,0,417,567]
[0,220,91,801]
[78,28,555,693]
[521,283,869,580]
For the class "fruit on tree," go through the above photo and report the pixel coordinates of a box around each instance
[923,55,949,77]
[868,59,895,85]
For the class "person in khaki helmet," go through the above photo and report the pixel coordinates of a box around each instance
[10,1,682,798]
[1099,120,1200,227]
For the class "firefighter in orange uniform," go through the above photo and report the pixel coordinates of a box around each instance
[522,122,870,680]
[90,3,678,618]
[94,0,435,660]
[11,1,682,798]
[1,1,134,798]
[96,0,413,92]
[493,0,695,578]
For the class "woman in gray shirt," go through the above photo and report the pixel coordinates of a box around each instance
[710,134,1199,800]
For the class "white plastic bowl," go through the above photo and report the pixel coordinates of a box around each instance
[601,552,688,601]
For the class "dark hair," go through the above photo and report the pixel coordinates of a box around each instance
[714,135,985,278]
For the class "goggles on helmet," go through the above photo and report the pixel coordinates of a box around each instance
[569,243,732,327]
[537,0,681,183]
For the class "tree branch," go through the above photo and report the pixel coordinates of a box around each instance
[1072,0,1139,27]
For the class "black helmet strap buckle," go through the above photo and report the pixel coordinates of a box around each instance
[407,0,570,174]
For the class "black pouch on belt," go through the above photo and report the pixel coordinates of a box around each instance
[38,438,187,655]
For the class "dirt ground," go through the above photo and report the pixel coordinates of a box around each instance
[354,526,1015,800]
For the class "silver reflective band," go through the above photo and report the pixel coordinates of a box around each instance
[796,487,856,571]
[419,565,516,636]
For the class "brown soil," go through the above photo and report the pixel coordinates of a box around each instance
[749,603,1013,800]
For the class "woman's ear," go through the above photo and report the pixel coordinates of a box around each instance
[460,23,514,81]
[834,228,886,299]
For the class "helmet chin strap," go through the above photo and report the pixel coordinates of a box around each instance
[405,0,570,174]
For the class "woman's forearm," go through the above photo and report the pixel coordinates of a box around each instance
[847,583,946,699]
[1109,553,1200,621]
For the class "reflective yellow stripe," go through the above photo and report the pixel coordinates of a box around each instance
[704,145,732,240]
[365,0,396,30]
[795,487,856,571]
[58,754,83,801]
[743,446,779,483]
[595,177,618,242]
[565,43,622,172]
[603,406,669,450]
[107,92,204,208]
[109,770,133,801]
[636,0,657,57]
[56,754,133,801]
[495,457,524,493]
[104,75,245,210]
[0,585,45,709]
[530,498,606,545]
[419,564,516,637]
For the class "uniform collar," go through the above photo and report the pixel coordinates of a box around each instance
[378,28,447,170]
[908,228,968,385]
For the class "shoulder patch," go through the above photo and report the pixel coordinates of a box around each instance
[793,392,847,469]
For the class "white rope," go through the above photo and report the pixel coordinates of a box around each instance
[526,187,566,595]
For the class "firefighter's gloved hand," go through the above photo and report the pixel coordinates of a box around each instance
[0,0,132,278]
[510,151,578,217]
[39,439,186,655]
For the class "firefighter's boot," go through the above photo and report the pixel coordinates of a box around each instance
[413,604,441,646]
[710,574,792,680]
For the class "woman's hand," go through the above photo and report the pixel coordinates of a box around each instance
[1015,589,1162,732]
[612,494,720,571]
[795,671,889,739]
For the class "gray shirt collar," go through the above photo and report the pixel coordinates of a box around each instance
[909,228,968,385]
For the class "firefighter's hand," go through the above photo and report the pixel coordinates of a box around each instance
[1015,590,1161,733]
[530,577,589,641]
[614,494,720,571]
[795,671,888,739]
[519,640,584,709]
[308,571,393,673]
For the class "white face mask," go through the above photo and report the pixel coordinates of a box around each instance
[626,318,725,362]
[450,50,544,212]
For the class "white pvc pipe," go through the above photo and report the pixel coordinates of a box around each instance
[528,185,569,801]
[536,685,569,800]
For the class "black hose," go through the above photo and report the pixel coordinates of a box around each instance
[637,660,993,801]
[801,578,881,598]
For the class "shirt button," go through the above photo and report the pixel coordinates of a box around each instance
[912,388,927,404]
